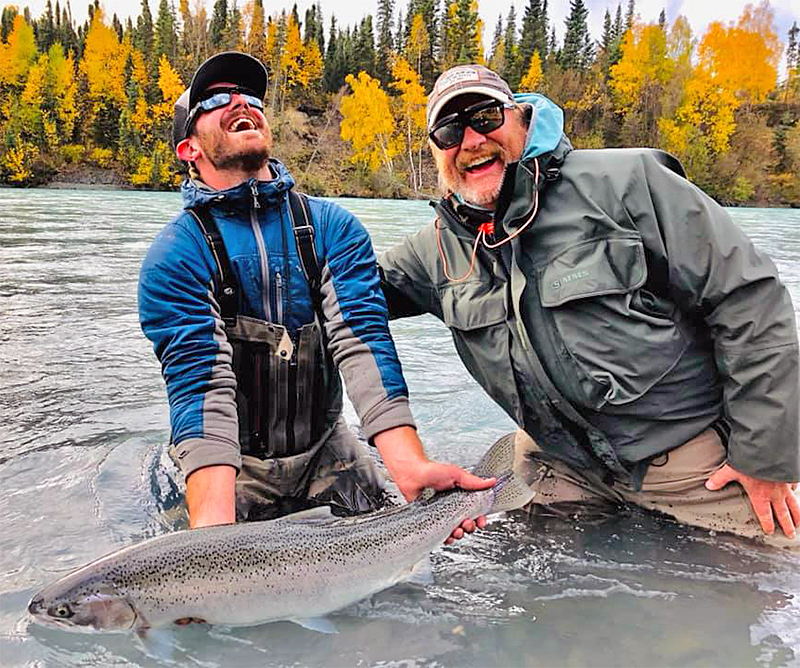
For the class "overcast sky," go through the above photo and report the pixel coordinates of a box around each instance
[19,0,800,51]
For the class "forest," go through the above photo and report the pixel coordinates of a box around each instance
[1,0,799,205]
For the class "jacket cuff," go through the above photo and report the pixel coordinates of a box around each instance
[361,396,417,444]
[173,437,242,478]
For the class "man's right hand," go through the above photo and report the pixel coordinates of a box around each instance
[185,464,237,528]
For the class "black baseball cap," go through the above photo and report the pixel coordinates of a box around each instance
[172,51,268,148]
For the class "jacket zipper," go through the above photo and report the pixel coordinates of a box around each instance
[248,179,272,320]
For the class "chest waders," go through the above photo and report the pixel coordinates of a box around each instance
[189,192,337,482]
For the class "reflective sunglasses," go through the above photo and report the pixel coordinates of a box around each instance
[429,99,514,150]
[185,86,264,135]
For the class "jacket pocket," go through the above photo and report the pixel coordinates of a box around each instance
[537,237,690,407]
[438,281,520,421]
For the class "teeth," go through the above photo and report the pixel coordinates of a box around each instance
[466,157,495,170]
[230,118,255,132]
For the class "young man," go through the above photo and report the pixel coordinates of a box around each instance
[378,64,800,547]
[139,52,492,536]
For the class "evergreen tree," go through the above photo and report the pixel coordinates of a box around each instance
[503,5,519,87]
[36,0,56,51]
[112,13,123,42]
[153,0,178,65]
[354,15,376,77]
[787,21,798,71]
[395,9,404,54]
[658,9,666,31]
[518,0,548,77]
[323,15,340,91]
[561,0,590,70]
[223,1,242,49]
[209,0,227,49]
[625,0,635,32]
[489,14,504,67]
[376,0,394,86]
[134,0,154,58]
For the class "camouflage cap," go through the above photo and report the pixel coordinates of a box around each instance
[426,64,514,130]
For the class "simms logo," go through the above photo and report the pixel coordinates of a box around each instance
[552,270,590,289]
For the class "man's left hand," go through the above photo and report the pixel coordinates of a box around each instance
[374,426,495,544]
[706,463,800,539]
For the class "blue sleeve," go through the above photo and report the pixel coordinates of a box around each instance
[138,215,241,475]
[314,199,416,440]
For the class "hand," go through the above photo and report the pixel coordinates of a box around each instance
[706,463,800,539]
[185,465,237,529]
[374,426,495,544]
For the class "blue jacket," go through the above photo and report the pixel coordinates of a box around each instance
[139,159,415,476]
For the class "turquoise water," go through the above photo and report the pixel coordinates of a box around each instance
[1,189,799,667]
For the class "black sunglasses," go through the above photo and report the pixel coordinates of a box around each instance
[185,86,264,136]
[429,99,513,150]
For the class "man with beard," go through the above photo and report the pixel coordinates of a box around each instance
[378,64,800,546]
[139,52,493,535]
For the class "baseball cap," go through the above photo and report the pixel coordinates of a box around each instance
[426,65,514,130]
[172,51,268,148]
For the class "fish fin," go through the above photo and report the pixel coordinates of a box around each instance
[471,434,535,513]
[290,617,339,634]
[416,487,436,503]
[471,433,517,478]
[277,506,337,524]
[489,471,535,513]
[404,556,435,586]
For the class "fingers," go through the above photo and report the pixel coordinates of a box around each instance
[751,496,776,535]
[454,470,496,491]
[775,503,797,539]
[705,466,734,491]
[788,489,800,525]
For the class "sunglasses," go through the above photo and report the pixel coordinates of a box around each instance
[185,86,264,135]
[429,99,514,150]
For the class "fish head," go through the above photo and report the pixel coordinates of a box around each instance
[28,580,138,633]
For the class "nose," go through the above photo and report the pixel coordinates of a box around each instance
[460,124,487,150]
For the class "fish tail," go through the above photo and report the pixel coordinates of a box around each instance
[472,433,535,513]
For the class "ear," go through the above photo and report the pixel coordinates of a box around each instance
[176,136,201,163]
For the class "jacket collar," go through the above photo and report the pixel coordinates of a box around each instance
[180,158,295,210]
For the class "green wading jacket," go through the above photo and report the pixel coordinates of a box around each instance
[379,93,800,486]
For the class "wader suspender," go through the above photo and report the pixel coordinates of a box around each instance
[188,191,322,319]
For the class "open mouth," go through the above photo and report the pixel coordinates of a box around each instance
[228,117,257,133]
[464,156,499,173]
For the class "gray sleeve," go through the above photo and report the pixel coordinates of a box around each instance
[630,152,800,482]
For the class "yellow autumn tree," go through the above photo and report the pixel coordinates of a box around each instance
[405,14,430,76]
[279,13,305,108]
[303,39,324,93]
[390,56,427,190]
[340,71,399,174]
[0,14,37,88]
[609,22,673,114]
[45,44,78,144]
[518,51,543,92]
[80,8,130,147]
[697,14,779,104]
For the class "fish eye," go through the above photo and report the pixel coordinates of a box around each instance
[50,603,74,619]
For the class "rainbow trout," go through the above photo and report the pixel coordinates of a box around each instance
[28,434,532,635]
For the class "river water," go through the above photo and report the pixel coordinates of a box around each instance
[1,189,799,667]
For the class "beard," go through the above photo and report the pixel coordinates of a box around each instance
[435,141,510,207]
[199,123,273,175]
